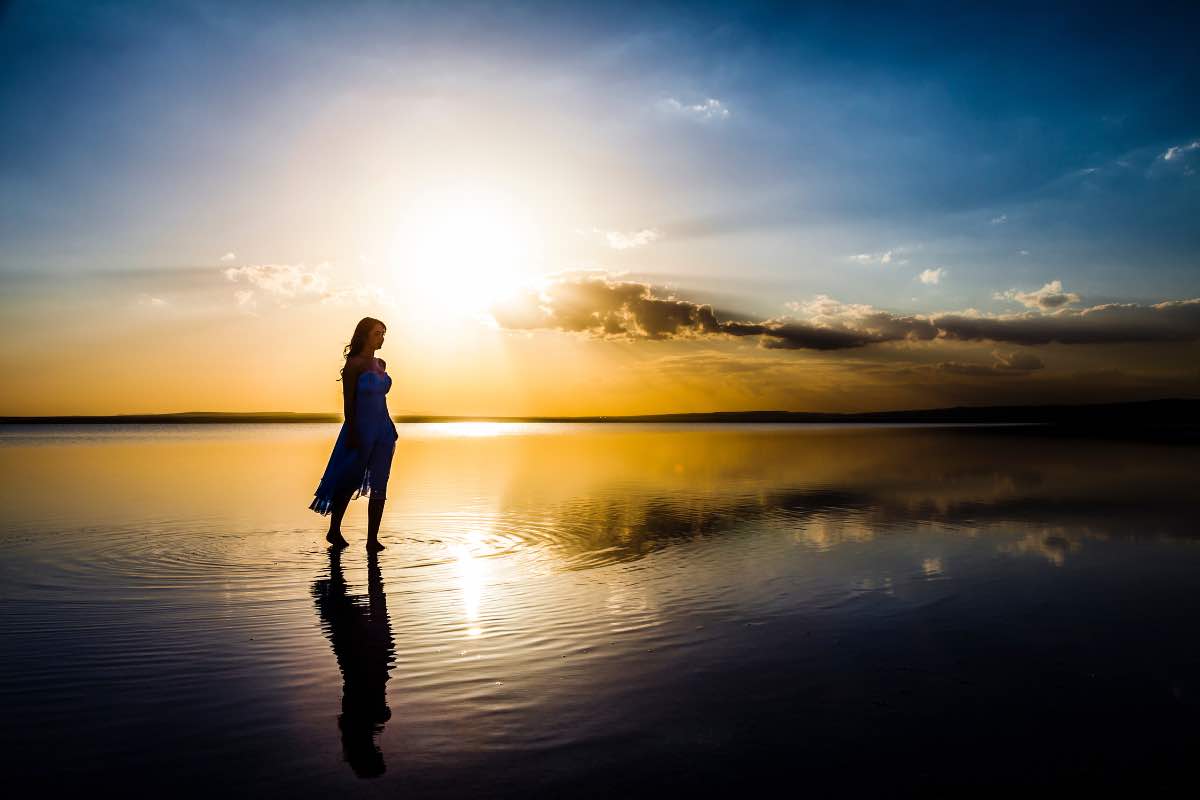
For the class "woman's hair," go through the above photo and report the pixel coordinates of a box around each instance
[338,317,386,381]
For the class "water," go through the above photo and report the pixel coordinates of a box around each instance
[1,423,1198,794]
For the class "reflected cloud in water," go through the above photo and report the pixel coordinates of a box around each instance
[4,424,1200,793]
[444,430,1200,571]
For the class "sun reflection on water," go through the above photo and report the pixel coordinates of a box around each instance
[415,421,538,439]
[453,530,489,638]
[3,424,1200,792]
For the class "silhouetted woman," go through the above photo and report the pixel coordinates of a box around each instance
[310,317,399,551]
[311,548,396,778]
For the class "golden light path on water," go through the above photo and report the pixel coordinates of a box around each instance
[2,422,1199,794]
[455,529,488,639]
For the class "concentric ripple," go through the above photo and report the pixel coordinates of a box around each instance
[3,423,1200,793]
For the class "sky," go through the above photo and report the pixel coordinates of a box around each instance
[1,0,1198,415]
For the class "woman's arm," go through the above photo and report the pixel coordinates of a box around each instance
[343,362,362,447]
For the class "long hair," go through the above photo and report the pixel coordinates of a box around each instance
[338,317,386,381]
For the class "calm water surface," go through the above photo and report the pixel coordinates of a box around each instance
[2,423,1198,794]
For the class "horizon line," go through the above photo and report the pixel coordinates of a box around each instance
[2,398,1198,425]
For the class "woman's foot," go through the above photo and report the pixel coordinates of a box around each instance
[326,530,350,548]
[365,538,385,552]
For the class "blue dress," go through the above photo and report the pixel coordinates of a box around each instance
[310,360,399,515]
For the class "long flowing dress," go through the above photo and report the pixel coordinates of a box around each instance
[309,359,399,515]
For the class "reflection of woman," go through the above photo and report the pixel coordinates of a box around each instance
[310,316,399,551]
[311,549,396,778]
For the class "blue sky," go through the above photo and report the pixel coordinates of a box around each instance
[1,1,1198,414]
[4,2,1198,290]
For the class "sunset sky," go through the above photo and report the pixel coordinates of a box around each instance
[2,1,1198,415]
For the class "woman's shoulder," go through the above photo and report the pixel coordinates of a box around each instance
[343,356,371,376]
[354,355,385,370]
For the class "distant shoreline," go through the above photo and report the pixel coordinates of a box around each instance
[2,398,1197,427]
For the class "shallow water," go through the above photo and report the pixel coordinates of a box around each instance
[2,423,1198,794]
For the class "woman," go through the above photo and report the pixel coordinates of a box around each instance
[310,317,399,551]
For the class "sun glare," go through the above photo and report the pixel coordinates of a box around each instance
[389,184,541,320]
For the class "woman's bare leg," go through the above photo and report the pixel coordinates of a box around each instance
[326,489,353,547]
[366,496,386,551]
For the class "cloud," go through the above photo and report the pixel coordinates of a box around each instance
[848,248,905,265]
[996,279,1080,310]
[1161,140,1199,161]
[771,294,937,349]
[491,271,723,340]
[319,285,396,307]
[491,272,1200,352]
[233,289,256,309]
[990,214,1008,224]
[849,247,912,266]
[219,252,236,262]
[756,315,937,350]
[934,299,1200,345]
[224,263,330,299]
[660,97,730,120]
[939,350,1045,377]
[222,262,392,309]
[919,268,944,285]
[492,275,935,350]
[994,351,1045,371]
[601,228,660,250]
[136,293,168,308]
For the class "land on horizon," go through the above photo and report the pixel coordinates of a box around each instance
[3,398,1198,430]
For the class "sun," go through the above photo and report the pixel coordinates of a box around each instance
[389,183,541,320]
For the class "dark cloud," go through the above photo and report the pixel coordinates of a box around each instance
[492,273,937,350]
[756,322,882,350]
[995,351,1045,371]
[939,350,1045,377]
[996,280,1080,310]
[492,273,1200,353]
[756,314,937,350]
[491,272,721,339]
[934,300,1200,345]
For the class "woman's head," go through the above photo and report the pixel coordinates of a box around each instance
[339,317,387,378]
